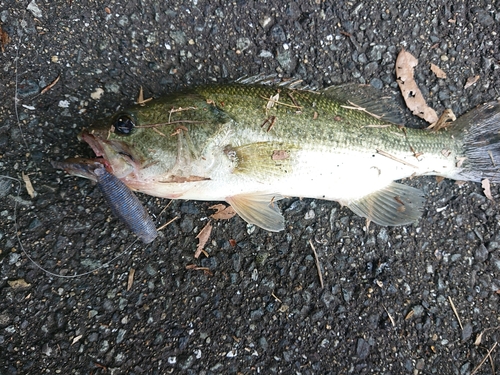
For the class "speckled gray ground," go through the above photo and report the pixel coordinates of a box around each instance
[1,1,500,374]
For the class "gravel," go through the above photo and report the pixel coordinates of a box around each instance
[1,0,500,374]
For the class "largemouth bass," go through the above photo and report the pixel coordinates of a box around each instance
[54,82,500,234]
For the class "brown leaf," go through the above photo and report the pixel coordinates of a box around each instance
[474,331,483,346]
[435,176,445,184]
[195,221,212,258]
[395,49,438,123]
[209,204,237,220]
[22,172,36,198]
[482,179,494,201]
[430,63,447,79]
[464,75,480,89]
[127,268,135,291]
[0,24,10,53]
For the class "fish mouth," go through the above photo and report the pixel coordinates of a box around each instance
[51,157,107,181]
[78,130,140,179]
[79,131,107,159]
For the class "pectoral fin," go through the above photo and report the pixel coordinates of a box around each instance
[227,193,284,232]
[347,182,425,226]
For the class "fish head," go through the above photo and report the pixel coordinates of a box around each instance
[79,103,182,186]
[79,111,143,179]
[55,92,228,198]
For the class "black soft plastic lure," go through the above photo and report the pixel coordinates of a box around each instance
[52,159,158,244]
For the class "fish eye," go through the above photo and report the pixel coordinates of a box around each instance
[113,115,135,135]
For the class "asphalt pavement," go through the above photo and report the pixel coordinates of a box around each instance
[1,1,499,374]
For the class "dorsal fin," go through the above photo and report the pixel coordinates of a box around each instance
[236,74,305,89]
[322,84,405,125]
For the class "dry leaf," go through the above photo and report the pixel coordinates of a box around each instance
[71,335,83,345]
[209,204,237,220]
[8,279,31,289]
[195,221,212,258]
[395,49,438,123]
[427,108,456,131]
[430,63,447,79]
[474,331,484,346]
[464,75,480,89]
[482,179,494,201]
[127,267,135,291]
[0,24,10,53]
[209,204,227,214]
[22,172,36,198]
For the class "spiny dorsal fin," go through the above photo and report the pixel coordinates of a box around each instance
[236,74,304,89]
[226,192,284,231]
[347,182,425,226]
[322,84,404,125]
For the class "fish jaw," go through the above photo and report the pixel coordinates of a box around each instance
[51,158,105,181]
[79,131,139,179]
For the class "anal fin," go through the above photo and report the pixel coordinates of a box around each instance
[347,182,425,226]
[227,193,284,232]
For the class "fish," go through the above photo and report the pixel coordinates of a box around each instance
[52,159,158,243]
[53,81,500,233]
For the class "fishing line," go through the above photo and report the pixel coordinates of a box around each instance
[2,174,142,278]
[7,15,147,279]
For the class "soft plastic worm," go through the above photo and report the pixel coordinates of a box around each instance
[95,167,158,244]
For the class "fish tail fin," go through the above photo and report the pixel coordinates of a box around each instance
[456,101,500,183]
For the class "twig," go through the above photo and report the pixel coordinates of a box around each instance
[135,120,203,128]
[158,200,174,219]
[151,127,167,137]
[271,292,282,303]
[470,342,497,375]
[168,106,197,123]
[362,124,392,128]
[259,95,302,110]
[157,216,178,231]
[376,149,418,168]
[136,86,153,105]
[341,100,383,119]
[308,239,324,289]
[40,74,60,94]
[474,325,500,346]
[448,296,463,330]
